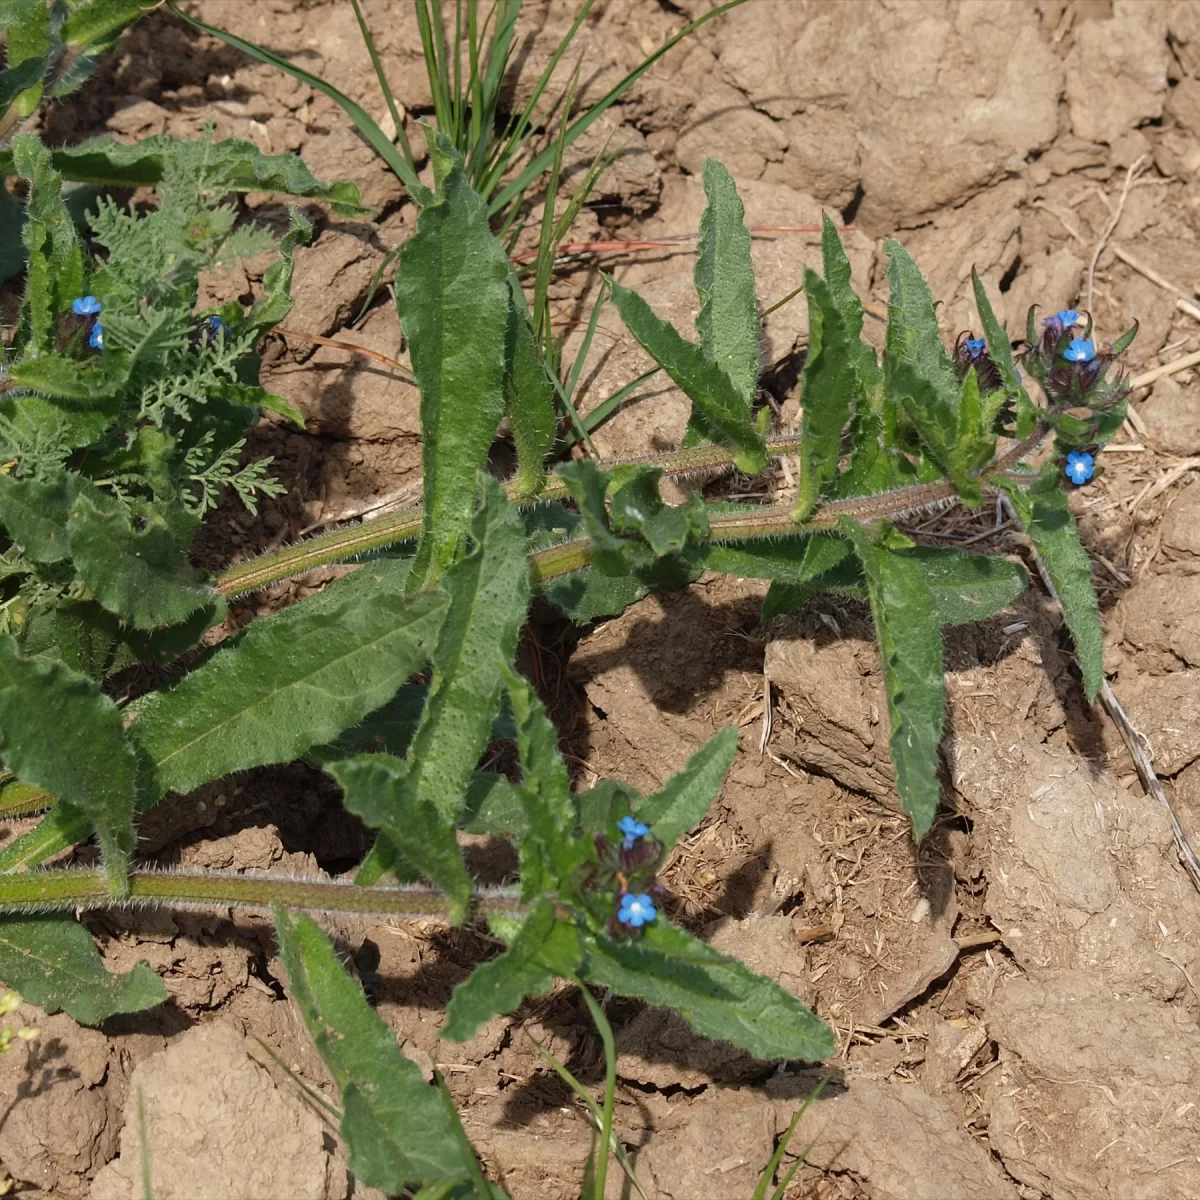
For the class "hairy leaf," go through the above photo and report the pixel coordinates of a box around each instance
[0,133,366,214]
[0,56,44,116]
[635,726,738,851]
[821,214,879,394]
[442,901,577,1042]
[841,520,945,838]
[1003,481,1103,698]
[884,239,959,407]
[274,908,476,1192]
[0,473,77,563]
[908,546,1028,626]
[692,158,757,436]
[357,481,528,884]
[131,560,447,797]
[329,755,472,923]
[795,269,856,518]
[541,569,648,625]
[582,920,833,1062]
[3,0,47,117]
[67,490,212,630]
[0,637,136,890]
[0,916,164,1025]
[504,277,557,497]
[61,0,157,50]
[398,149,511,586]
[971,269,1036,435]
[610,279,767,474]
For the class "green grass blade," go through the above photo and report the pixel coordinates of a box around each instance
[840,519,945,838]
[165,1,430,204]
[414,0,452,136]
[488,0,746,216]
[348,0,418,173]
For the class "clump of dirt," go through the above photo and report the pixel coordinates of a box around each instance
[9,1,1200,1197]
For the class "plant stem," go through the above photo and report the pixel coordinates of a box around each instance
[0,867,524,919]
[578,987,618,1200]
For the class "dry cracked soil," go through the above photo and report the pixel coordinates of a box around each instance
[7,1,1200,1197]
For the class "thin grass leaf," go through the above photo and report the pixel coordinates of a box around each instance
[348,0,417,172]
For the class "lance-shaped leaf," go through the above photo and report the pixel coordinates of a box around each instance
[0,916,164,1025]
[67,490,213,630]
[1003,479,1103,699]
[795,268,857,518]
[0,133,366,214]
[0,56,44,118]
[274,908,477,1193]
[357,480,529,884]
[504,277,557,498]
[635,726,738,851]
[500,662,580,900]
[841,520,945,838]
[399,146,511,587]
[971,269,1037,436]
[328,755,472,923]
[0,636,136,892]
[821,214,880,396]
[61,0,160,50]
[442,900,581,1042]
[610,278,767,474]
[131,560,447,797]
[690,157,757,443]
[3,1,48,117]
[582,920,833,1063]
[908,546,1028,626]
[884,239,959,407]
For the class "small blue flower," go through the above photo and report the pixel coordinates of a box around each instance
[1065,451,1094,486]
[87,322,104,350]
[964,336,986,357]
[617,892,657,929]
[617,816,650,849]
[1064,338,1096,363]
[1045,309,1079,329]
[72,295,102,316]
[208,315,226,333]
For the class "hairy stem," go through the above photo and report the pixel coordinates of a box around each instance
[0,867,524,919]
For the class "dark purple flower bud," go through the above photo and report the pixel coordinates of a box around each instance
[953,331,1002,390]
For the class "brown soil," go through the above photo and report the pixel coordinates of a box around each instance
[6,1,1200,1196]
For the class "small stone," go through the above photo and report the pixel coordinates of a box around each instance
[1139,376,1200,457]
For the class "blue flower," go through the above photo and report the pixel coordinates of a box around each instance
[208,315,226,333]
[1047,309,1079,329]
[617,816,650,850]
[964,337,986,357]
[1064,338,1095,363]
[1065,451,1094,486]
[617,892,657,928]
[87,322,104,350]
[72,295,102,316]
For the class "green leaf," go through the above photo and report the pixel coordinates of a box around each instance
[359,480,529,891]
[0,637,136,891]
[795,268,856,518]
[0,133,367,215]
[211,382,305,428]
[399,148,511,586]
[1003,480,1103,699]
[609,278,767,474]
[884,239,959,407]
[328,755,472,923]
[442,900,577,1042]
[541,569,648,625]
[700,533,850,585]
[500,662,580,900]
[692,158,757,425]
[61,0,157,50]
[244,207,311,337]
[0,472,77,563]
[67,490,212,631]
[504,277,557,497]
[908,546,1028,626]
[840,519,945,838]
[130,560,447,797]
[7,350,129,404]
[0,185,25,286]
[0,56,44,116]
[0,915,164,1026]
[3,1,48,117]
[582,920,833,1062]
[311,683,428,761]
[971,269,1036,435]
[274,908,476,1192]
[820,214,879,394]
[635,726,738,851]
[609,468,709,558]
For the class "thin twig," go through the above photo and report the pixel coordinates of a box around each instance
[1111,245,1200,323]
[1086,156,1148,316]
[275,328,415,379]
[1129,349,1200,390]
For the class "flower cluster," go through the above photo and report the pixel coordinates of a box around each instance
[953,331,1002,391]
[56,295,104,354]
[586,815,664,937]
